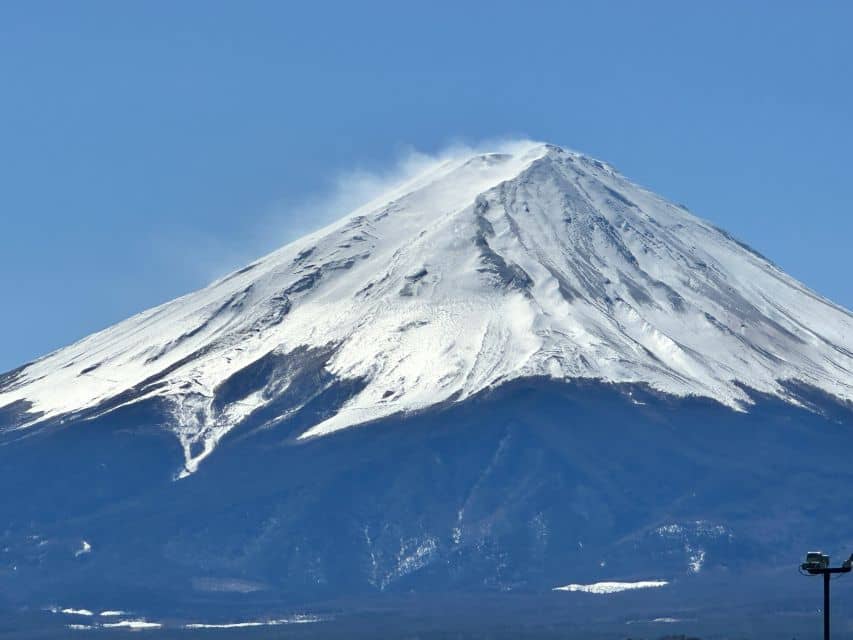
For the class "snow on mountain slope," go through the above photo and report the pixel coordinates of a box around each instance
[1,141,851,476]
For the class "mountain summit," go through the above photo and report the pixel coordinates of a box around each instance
[2,142,851,477]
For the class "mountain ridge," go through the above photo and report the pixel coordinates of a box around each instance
[1,142,851,478]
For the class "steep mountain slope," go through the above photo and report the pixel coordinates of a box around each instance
[2,142,853,635]
[1,142,851,479]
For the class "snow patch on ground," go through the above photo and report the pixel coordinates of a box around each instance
[74,540,91,557]
[102,619,161,629]
[687,545,706,573]
[184,614,325,628]
[553,580,669,594]
[655,520,731,539]
[626,616,682,625]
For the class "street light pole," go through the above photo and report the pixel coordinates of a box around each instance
[824,571,830,640]
[800,551,852,640]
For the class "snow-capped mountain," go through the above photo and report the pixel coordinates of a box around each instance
[2,141,851,478]
[3,142,853,634]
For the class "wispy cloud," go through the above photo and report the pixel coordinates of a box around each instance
[257,136,538,247]
[161,136,537,286]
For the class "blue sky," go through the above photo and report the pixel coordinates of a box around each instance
[1,1,851,371]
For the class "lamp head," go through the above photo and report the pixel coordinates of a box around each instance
[802,551,830,572]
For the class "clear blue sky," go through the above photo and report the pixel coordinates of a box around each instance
[1,1,851,371]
